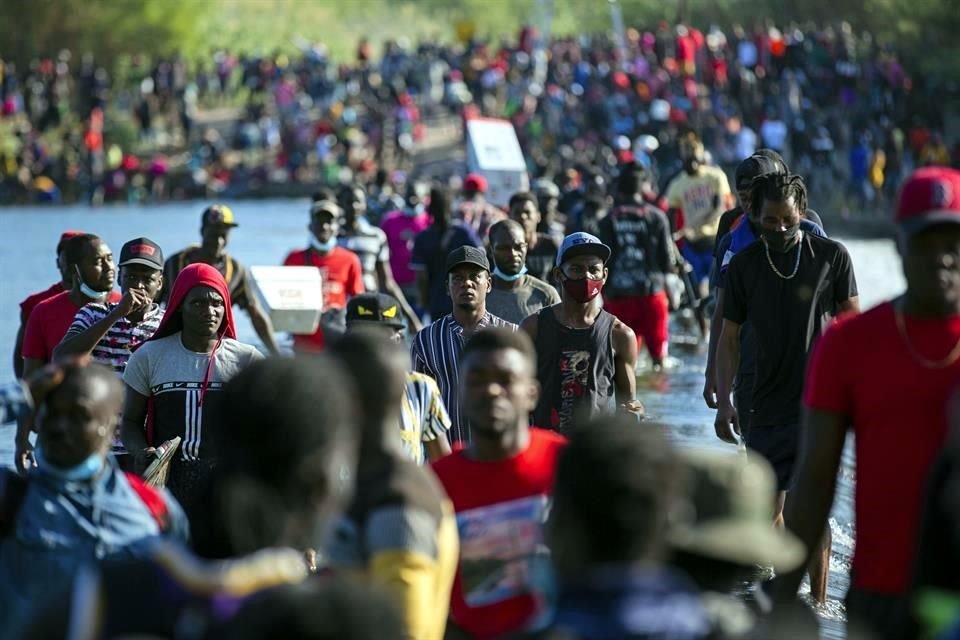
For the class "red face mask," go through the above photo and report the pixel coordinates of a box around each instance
[562,276,604,303]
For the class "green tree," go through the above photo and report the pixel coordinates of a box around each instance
[0,0,209,67]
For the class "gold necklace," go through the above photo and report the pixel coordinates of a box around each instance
[763,233,803,280]
[894,308,960,369]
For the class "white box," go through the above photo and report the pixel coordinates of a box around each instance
[248,266,323,334]
[466,117,530,208]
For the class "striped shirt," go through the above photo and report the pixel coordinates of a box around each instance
[64,302,165,374]
[411,313,517,443]
[338,218,390,292]
[401,372,452,465]
[65,302,164,455]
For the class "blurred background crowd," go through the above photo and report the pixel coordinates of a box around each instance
[1,19,957,210]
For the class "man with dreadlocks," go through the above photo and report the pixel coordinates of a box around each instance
[713,173,859,604]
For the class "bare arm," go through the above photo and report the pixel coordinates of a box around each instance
[377,259,423,332]
[414,270,430,310]
[54,302,135,362]
[241,275,280,355]
[120,386,151,471]
[773,408,847,601]
[22,358,43,381]
[15,358,45,473]
[12,322,25,379]
[247,302,280,356]
[838,297,860,315]
[703,287,726,408]
[424,437,452,462]
[612,320,641,414]
[714,318,741,444]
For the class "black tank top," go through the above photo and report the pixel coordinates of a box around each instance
[532,306,617,433]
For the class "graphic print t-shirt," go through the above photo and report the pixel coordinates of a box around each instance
[123,334,264,459]
[430,428,567,639]
[665,166,731,243]
[598,204,674,297]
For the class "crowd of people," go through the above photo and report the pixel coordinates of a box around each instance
[3,16,960,640]
[1,21,958,206]
[6,126,960,638]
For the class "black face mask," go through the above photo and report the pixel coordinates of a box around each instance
[761,224,802,253]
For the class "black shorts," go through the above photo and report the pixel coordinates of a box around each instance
[745,422,799,492]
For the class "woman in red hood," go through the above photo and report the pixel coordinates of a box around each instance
[120,264,263,527]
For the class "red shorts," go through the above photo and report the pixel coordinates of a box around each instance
[604,292,670,360]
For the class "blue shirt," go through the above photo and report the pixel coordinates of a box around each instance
[549,567,713,639]
[0,460,187,635]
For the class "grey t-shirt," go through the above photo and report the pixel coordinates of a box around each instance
[485,275,561,325]
[123,333,264,460]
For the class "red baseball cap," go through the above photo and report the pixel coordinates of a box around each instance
[896,167,960,235]
[56,230,86,254]
[464,173,488,193]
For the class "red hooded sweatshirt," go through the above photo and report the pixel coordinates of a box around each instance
[147,263,237,343]
[139,263,238,445]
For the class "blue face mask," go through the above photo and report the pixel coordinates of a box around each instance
[310,234,338,253]
[493,265,528,282]
[75,267,108,302]
[35,446,104,482]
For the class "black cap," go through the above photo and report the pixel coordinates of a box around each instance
[201,204,238,227]
[446,246,490,273]
[119,237,164,270]
[346,293,406,329]
[735,153,787,190]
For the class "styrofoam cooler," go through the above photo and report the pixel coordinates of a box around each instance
[248,266,323,334]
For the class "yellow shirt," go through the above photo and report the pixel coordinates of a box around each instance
[400,372,452,465]
[666,166,732,242]
[325,461,459,640]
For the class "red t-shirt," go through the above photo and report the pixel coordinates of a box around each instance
[283,247,364,351]
[804,302,960,594]
[19,282,66,324]
[430,428,567,639]
[22,290,121,364]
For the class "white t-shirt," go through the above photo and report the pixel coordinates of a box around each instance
[123,333,263,460]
